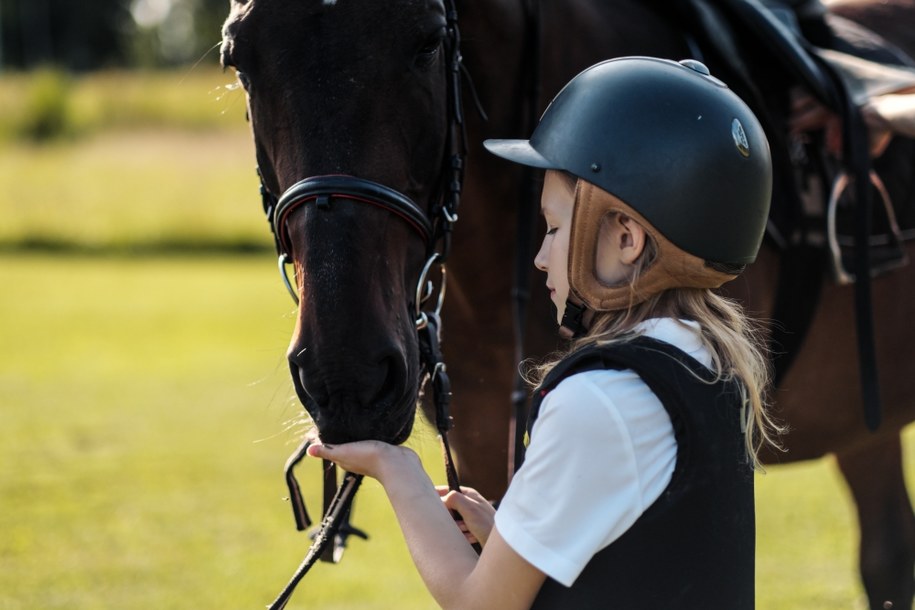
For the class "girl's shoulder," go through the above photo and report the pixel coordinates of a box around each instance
[626,317,713,370]
[544,364,657,423]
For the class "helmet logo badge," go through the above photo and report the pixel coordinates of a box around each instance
[731,118,750,158]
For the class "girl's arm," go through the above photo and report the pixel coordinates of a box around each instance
[307,441,545,609]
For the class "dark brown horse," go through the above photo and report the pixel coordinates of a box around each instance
[220,1,915,607]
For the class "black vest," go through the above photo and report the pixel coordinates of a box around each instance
[524,336,755,610]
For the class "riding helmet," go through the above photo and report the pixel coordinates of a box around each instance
[485,56,772,268]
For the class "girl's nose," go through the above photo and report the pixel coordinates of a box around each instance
[534,237,548,271]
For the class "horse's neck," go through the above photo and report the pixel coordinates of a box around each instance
[459,0,691,138]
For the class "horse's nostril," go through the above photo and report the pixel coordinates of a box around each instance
[288,348,406,412]
[358,353,404,409]
[289,360,325,407]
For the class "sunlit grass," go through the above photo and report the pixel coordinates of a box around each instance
[0,130,261,252]
[0,66,258,253]
[0,66,247,140]
[756,458,868,608]
[0,254,444,610]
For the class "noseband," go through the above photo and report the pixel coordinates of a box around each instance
[263,174,438,306]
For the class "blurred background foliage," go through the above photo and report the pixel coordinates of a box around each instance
[0,0,257,253]
[0,0,236,144]
[0,0,227,71]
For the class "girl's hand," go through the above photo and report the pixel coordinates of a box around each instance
[437,486,496,546]
[306,440,418,482]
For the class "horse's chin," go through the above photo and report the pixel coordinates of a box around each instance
[388,410,416,445]
[306,397,417,446]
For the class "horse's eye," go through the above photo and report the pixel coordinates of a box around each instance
[415,34,443,68]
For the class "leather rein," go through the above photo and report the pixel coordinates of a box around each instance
[258,2,470,608]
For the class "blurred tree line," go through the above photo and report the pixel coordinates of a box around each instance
[0,0,228,70]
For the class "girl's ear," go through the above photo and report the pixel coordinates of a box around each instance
[618,214,646,265]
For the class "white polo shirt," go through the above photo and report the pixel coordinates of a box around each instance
[494,318,713,587]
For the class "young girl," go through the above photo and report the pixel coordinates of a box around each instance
[307,56,782,609]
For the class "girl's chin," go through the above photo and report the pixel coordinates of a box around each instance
[549,298,564,326]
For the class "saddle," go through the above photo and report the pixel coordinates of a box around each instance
[677,0,914,282]
[669,0,915,429]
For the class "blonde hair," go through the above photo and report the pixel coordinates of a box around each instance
[525,228,783,469]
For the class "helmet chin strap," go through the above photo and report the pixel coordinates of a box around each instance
[558,298,589,340]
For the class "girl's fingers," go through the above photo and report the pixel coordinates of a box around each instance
[306,442,332,459]
[442,491,472,512]
[303,440,392,478]
[435,485,487,501]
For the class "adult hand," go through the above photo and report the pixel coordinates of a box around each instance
[437,486,496,547]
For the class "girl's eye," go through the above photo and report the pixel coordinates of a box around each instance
[546,226,558,236]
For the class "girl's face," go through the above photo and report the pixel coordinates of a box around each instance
[534,172,649,326]
[534,171,575,324]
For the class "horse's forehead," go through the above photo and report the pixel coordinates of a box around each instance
[316,0,445,18]
[229,0,446,48]
[314,0,442,9]
[250,0,442,15]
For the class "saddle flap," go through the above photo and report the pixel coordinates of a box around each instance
[816,48,915,106]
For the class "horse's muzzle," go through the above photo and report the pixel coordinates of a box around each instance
[288,350,416,444]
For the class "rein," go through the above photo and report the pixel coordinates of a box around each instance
[259,1,472,608]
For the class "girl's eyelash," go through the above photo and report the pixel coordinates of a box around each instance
[546,227,558,235]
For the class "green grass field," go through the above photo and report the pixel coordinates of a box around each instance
[1,68,913,609]
[0,254,450,609]
[0,67,257,253]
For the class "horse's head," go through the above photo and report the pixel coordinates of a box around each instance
[221,0,454,444]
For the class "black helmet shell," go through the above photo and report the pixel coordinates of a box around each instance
[485,56,772,265]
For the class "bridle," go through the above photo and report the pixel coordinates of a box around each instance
[259,2,471,608]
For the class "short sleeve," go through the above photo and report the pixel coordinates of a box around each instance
[494,371,665,586]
